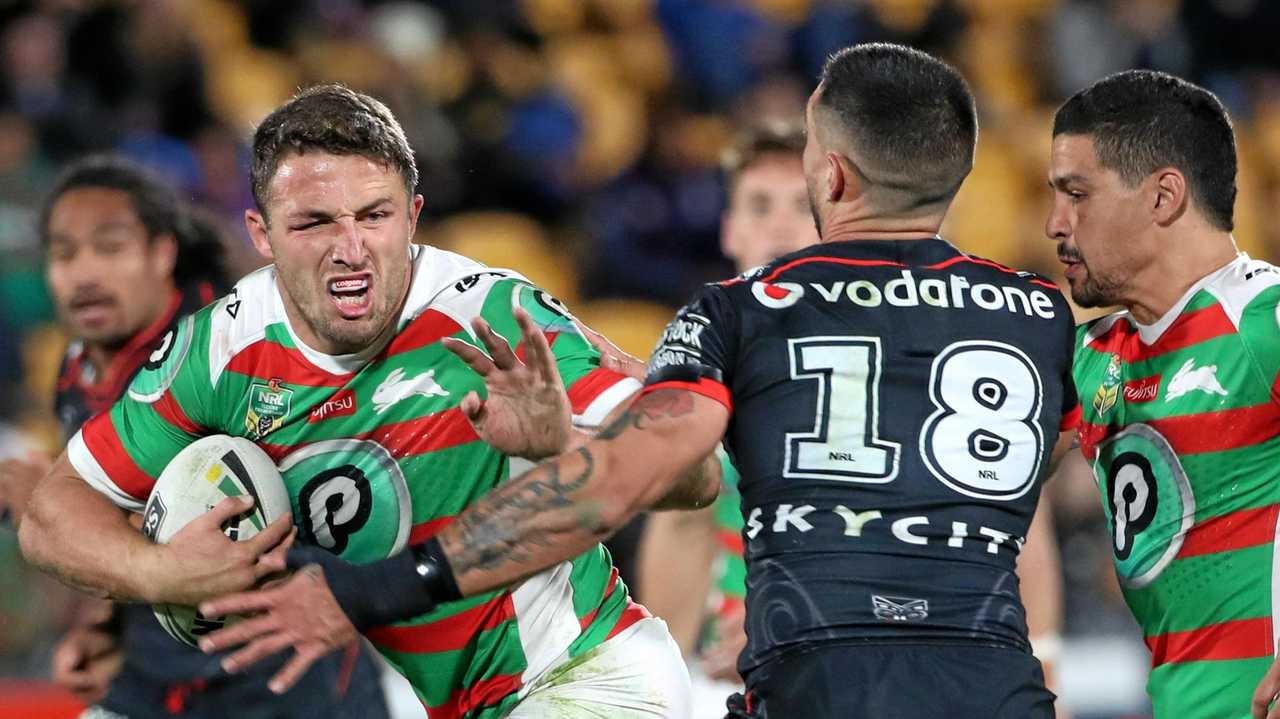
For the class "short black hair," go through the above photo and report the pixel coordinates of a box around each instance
[40,154,231,291]
[816,43,977,209]
[1053,70,1236,231]
[721,121,805,195]
[250,84,418,218]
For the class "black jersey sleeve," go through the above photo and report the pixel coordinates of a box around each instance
[641,284,738,410]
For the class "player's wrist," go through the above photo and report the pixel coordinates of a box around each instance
[286,539,461,631]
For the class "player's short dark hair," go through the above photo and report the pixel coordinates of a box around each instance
[250,83,418,219]
[1053,70,1236,231]
[816,43,977,209]
[721,122,805,196]
[39,154,231,290]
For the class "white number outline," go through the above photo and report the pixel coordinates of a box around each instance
[784,336,901,483]
[920,340,1045,501]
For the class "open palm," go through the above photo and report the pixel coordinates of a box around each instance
[443,309,572,460]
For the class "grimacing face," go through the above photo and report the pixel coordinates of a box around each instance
[722,152,819,271]
[46,187,177,348]
[246,152,423,355]
[1045,134,1152,309]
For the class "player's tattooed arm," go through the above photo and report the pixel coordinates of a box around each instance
[439,389,729,595]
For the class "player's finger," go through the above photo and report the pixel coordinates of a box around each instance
[472,317,517,370]
[51,638,85,677]
[246,513,293,556]
[222,632,296,674]
[199,587,277,622]
[255,527,297,579]
[76,629,119,662]
[269,647,322,694]
[514,309,558,385]
[199,495,253,528]
[199,612,279,653]
[1253,667,1280,718]
[442,337,495,378]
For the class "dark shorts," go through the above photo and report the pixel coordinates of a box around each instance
[740,642,1055,719]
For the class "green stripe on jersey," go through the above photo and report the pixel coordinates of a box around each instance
[1122,544,1272,636]
[1149,655,1272,719]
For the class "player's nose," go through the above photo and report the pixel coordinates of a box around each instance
[330,219,368,267]
[1044,199,1072,242]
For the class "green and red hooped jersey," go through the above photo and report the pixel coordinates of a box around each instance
[710,449,746,624]
[1074,255,1280,719]
[68,244,649,719]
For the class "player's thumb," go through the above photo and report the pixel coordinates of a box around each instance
[460,391,486,424]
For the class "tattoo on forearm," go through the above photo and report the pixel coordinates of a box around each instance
[596,389,696,440]
[449,446,603,576]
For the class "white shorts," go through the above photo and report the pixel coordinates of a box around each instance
[508,617,692,718]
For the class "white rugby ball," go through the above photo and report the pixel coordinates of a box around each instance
[141,435,293,648]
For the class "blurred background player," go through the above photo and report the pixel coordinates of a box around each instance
[636,122,814,714]
[1046,70,1280,719]
[0,155,389,719]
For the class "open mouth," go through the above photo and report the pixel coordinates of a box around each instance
[328,274,372,318]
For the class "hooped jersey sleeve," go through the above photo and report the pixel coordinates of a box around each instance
[66,310,217,511]
[471,278,642,428]
[641,284,738,411]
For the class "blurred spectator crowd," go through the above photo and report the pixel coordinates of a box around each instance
[1,1,1279,716]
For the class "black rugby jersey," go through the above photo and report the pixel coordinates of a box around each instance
[643,238,1080,676]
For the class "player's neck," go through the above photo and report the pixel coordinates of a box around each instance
[818,205,943,244]
[1125,232,1238,325]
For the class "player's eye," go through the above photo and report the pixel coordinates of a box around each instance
[290,219,326,232]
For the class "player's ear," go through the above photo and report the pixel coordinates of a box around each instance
[408,194,425,239]
[245,209,274,261]
[1151,167,1187,227]
[150,232,178,278]
[825,152,847,202]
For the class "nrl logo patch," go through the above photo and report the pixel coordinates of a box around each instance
[872,595,929,622]
[1092,353,1122,417]
[245,378,293,439]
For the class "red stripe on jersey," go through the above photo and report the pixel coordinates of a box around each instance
[1271,371,1280,404]
[82,413,155,501]
[428,672,524,719]
[366,593,516,655]
[1145,616,1273,667]
[153,390,204,436]
[717,596,745,618]
[1147,402,1280,455]
[514,332,560,365]
[757,256,906,283]
[259,407,479,463]
[363,407,479,457]
[408,516,455,544]
[926,255,1017,274]
[578,567,622,631]
[641,379,732,411]
[568,368,631,415]
[226,341,350,387]
[1086,304,1236,363]
[605,601,652,641]
[1060,404,1082,432]
[383,310,463,357]
[1077,421,1111,461]
[718,529,745,555]
[1178,504,1280,559]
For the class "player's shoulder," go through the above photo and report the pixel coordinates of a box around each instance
[199,264,285,388]
[1200,254,1280,326]
[399,244,536,327]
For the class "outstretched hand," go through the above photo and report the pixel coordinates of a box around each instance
[576,323,645,380]
[442,308,572,460]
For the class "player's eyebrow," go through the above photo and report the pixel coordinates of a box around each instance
[287,197,394,223]
[1048,174,1089,190]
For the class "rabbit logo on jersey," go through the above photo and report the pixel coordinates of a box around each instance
[1094,423,1195,589]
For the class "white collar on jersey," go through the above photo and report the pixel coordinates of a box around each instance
[1130,252,1247,345]
[271,245,422,375]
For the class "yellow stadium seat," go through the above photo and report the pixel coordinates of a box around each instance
[430,212,580,305]
[571,298,678,359]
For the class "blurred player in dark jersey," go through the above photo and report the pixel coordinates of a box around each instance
[197,43,1080,719]
[0,155,388,719]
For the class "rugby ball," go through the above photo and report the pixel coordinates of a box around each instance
[141,435,293,648]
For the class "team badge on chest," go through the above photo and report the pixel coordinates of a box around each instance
[1092,353,1122,417]
[245,378,293,439]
